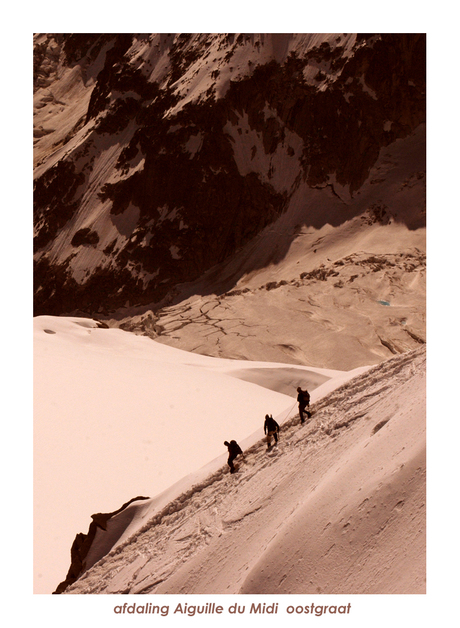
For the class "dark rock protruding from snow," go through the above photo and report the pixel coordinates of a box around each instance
[53,496,149,594]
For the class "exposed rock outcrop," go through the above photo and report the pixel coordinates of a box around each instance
[53,496,149,594]
[33,34,425,316]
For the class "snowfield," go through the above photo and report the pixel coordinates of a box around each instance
[34,315,364,595]
[65,344,426,596]
[27,22,459,628]
[34,316,425,599]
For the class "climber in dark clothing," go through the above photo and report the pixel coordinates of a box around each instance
[264,414,280,448]
[224,440,243,473]
[297,387,311,423]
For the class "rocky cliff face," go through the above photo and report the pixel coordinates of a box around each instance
[33,33,425,316]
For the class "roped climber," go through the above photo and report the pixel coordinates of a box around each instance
[224,440,243,473]
[297,387,311,423]
[264,414,280,448]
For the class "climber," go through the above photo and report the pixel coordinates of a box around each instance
[264,414,280,448]
[297,387,311,423]
[224,440,243,473]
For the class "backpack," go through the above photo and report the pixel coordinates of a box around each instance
[229,440,242,455]
[266,415,279,431]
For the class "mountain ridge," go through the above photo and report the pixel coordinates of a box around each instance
[33,33,425,317]
[33,34,426,595]
[60,345,425,594]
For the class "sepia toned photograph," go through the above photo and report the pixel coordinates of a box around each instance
[33,31,426,604]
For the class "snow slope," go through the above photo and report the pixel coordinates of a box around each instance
[64,343,426,595]
[109,124,426,370]
[31,28,427,605]
[34,315,363,594]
